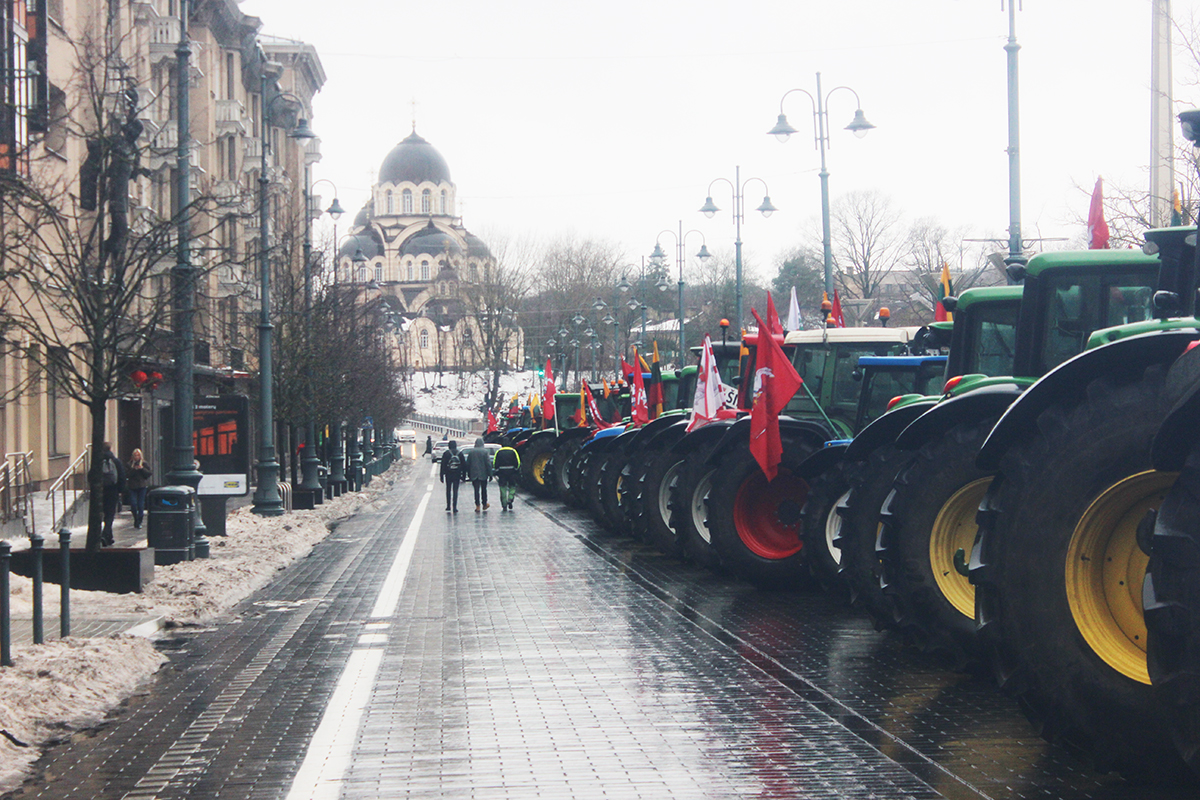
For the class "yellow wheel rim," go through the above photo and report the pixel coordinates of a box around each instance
[1067,470,1176,685]
[929,477,991,619]
[531,453,551,486]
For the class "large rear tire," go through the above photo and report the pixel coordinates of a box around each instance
[1146,462,1200,778]
[599,449,632,533]
[878,418,996,668]
[973,367,1187,780]
[669,445,722,572]
[640,447,687,558]
[800,464,852,602]
[834,444,909,629]
[519,437,556,498]
[585,447,615,531]
[707,442,815,588]
[551,436,586,507]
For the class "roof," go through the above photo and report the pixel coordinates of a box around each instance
[379,130,452,186]
[401,220,462,258]
[1023,248,1160,279]
[784,326,918,345]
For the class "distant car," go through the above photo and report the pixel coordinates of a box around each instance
[431,440,451,462]
[397,429,417,443]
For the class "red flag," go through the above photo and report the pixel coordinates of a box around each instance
[583,380,611,429]
[1088,176,1109,250]
[765,292,784,336]
[831,290,846,328]
[630,349,649,426]
[749,309,803,481]
[486,409,498,433]
[543,357,556,427]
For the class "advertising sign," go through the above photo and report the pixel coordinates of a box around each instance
[194,395,249,496]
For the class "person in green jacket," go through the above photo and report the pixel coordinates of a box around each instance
[492,445,521,511]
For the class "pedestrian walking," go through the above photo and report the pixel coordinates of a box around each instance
[126,448,152,529]
[493,444,520,510]
[440,440,463,513]
[99,442,126,546]
[424,435,433,457]
[465,437,492,512]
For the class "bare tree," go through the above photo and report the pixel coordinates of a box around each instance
[459,235,534,411]
[829,190,911,303]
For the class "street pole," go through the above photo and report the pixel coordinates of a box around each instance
[298,169,322,505]
[700,170,772,333]
[251,61,283,516]
[1004,3,1024,267]
[167,0,208,554]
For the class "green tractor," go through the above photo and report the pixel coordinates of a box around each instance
[678,326,919,586]
[517,392,585,497]
[967,225,1196,780]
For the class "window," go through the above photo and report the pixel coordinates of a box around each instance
[469,265,478,282]
[421,188,431,214]
[225,52,235,100]
[420,329,429,349]
[226,135,236,178]
[47,348,70,456]
[374,263,383,283]
[420,261,430,281]
[358,266,367,282]
[441,189,448,214]
[386,190,393,214]
[402,188,412,214]
[406,263,413,281]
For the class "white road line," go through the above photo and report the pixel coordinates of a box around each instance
[284,483,432,799]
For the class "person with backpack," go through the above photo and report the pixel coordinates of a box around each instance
[493,444,521,511]
[125,448,152,529]
[99,442,126,546]
[440,440,463,513]
[465,437,493,512]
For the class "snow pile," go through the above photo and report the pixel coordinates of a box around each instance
[0,462,405,794]
[410,369,541,420]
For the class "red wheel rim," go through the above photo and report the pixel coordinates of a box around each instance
[732,467,808,559]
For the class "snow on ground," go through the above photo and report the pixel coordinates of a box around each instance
[0,462,406,794]
[410,369,540,420]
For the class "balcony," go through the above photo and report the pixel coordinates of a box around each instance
[149,17,179,64]
[304,136,322,167]
[215,98,249,137]
[243,138,262,169]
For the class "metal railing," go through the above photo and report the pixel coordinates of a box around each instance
[0,452,34,536]
[45,446,90,533]
[405,413,471,438]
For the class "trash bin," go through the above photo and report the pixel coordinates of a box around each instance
[147,485,196,565]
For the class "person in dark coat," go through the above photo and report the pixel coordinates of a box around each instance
[465,437,493,512]
[125,448,152,529]
[424,435,433,457]
[99,442,126,546]
[493,444,521,510]
[439,440,463,513]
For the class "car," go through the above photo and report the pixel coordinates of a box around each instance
[431,440,451,462]
[397,429,417,443]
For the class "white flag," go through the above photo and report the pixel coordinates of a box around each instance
[687,335,729,432]
[787,286,801,331]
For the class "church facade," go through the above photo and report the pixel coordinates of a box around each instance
[337,131,522,374]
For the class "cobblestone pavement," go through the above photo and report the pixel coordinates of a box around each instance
[7,461,1196,799]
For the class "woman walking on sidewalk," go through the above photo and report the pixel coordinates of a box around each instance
[126,448,152,529]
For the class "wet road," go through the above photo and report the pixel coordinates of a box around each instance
[9,459,1196,799]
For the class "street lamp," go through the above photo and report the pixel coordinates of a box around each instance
[251,59,315,516]
[617,257,666,360]
[769,72,875,297]
[699,168,775,333]
[311,180,346,494]
[652,223,710,363]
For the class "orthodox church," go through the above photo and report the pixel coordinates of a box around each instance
[337,129,522,373]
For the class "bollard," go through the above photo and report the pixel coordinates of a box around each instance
[0,541,9,666]
[59,528,70,638]
[30,534,43,645]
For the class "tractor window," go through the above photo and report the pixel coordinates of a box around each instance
[961,302,1019,377]
[674,370,697,410]
[661,378,680,411]
[785,347,825,414]
[830,344,903,418]
[1039,270,1157,374]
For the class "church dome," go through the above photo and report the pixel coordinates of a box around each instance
[464,231,492,259]
[338,228,383,261]
[401,220,462,258]
[379,130,452,185]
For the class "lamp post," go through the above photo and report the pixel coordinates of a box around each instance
[309,179,344,494]
[617,257,666,358]
[251,59,315,516]
[593,296,619,374]
[699,168,775,333]
[769,72,875,297]
[651,222,710,363]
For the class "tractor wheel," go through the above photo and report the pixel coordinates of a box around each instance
[669,445,722,572]
[1146,463,1200,778]
[551,437,585,507]
[707,442,815,588]
[623,453,652,539]
[519,437,556,498]
[585,448,615,530]
[640,447,687,558]
[568,449,592,509]
[834,444,910,630]
[599,449,632,533]
[973,367,1188,780]
[800,464,852,602]
[877,418,996,668]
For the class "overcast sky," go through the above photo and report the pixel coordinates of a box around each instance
[241,0,1199,285]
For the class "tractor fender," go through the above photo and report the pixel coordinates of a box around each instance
[706,416,831,466]
[580,425,625,453]
[896,384,1025,452]
[979,329,1200,471]
[670,418,736,457]
[796,441,850,480]
[643,417,690,451]
[622,414,679,449]
[1152,337,1200,470]
[520,429,558,453]
[843,400,937,462]
[554,426,594,447]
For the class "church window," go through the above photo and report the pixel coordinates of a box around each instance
[469,265,478,282]
[406,263,413,281]
[420,329,429,350]
[402,189,412,214]
[386,190,393,214]
[422,188,431,214]
[358,266,367,282]
[421,261,430,281]
[375,264,383,283]
[441,189,448,214]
